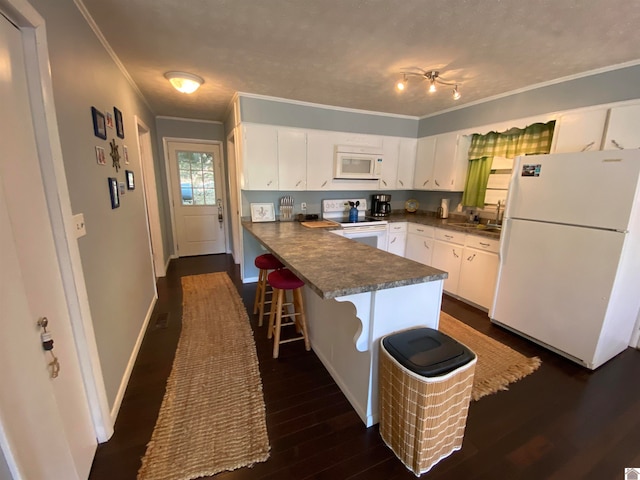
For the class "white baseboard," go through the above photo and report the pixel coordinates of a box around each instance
[243,275,259,283]
[109,293,158,423]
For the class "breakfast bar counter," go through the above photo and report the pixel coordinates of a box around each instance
[243,220,447,427]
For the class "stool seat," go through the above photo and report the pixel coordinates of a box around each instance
[268,268,304,290]
[255,253,284,270]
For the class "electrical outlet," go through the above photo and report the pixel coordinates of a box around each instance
[73,213,86,238]
[301,202,307,211]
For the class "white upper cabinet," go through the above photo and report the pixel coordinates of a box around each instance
[552,109,608,153]
[602,104,640,150]
[378,137,400,190]
[397,138,417,190]
[414,136,437,189]
[278,128,307,190]
[414,133,466,191]
[242,123,278,190]
[306,131,335,190]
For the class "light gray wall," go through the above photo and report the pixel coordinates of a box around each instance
[30,0,159,408]
[240,96,419,138]
[155,117,225,255]
[418,64,640,136]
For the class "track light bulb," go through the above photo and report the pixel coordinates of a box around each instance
[453,85,461,100]
[396,75,407,92]
[428,80,437,93]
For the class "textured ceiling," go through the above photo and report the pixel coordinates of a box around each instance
[80,0,640,122]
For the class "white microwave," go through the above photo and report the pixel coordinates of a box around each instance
[334,145,383,180]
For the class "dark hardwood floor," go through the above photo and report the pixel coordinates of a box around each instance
[89,254,640,480]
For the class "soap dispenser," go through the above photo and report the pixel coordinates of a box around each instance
[348,201,360,222]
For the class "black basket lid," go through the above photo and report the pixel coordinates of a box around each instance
[382,327,475,377]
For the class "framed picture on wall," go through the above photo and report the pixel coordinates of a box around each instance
[108,177,120,209]
[91,106,107,140]
[114,107,124,139]
[123,145,129,164]
[95,146,106,165]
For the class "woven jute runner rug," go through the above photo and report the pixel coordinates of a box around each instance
[439,311,541,401]
[137,272,270,480]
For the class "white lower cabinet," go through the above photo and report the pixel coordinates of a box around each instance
[386,222,407,257]
[458,236,499,309]
[405,224,434,265]
[431,229,465,295]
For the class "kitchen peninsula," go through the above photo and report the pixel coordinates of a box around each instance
[243,220,447,427]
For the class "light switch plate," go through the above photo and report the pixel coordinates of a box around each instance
[73,213,86,238]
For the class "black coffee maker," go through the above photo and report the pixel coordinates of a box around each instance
[371,194,391,217]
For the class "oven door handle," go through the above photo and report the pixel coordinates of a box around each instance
[341,226,388,234]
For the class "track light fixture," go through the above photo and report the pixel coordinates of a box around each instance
[395,69,461,100]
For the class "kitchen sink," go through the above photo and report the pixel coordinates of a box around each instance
[445,222,502,232]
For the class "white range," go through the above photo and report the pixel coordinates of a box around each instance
[322,198,388,250]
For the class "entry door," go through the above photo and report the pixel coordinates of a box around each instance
[168,141,226,256]
[0,13,96,479]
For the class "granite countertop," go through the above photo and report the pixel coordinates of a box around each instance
[242,221,447,299]
[386,211,502,240]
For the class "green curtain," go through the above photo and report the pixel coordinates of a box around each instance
[461,121,555,208]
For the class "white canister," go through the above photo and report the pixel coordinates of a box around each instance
[440,198,450,219]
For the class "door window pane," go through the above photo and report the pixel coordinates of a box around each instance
[177,150,216,205]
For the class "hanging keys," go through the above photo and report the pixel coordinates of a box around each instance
[37,317,60,378]
[48,352,60,379]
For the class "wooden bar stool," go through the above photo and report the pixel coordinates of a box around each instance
[253,253,284,326]
[267,268,311,358]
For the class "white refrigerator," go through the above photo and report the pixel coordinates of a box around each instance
[490,150,640,369]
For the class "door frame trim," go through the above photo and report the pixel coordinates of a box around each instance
[0,0,112,445]
[162,137,227,256]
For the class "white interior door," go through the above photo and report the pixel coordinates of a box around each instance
[168,141,226,256]
[0,12,96,478]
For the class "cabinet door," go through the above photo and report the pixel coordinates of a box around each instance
[602,104,640,150]
[432,240,463,294]
[379,137,399,190]
[387,232,407,257]
[405,233,433,265]
[414,136,436,189]
[397,138,417,189]
[306,131,335,190]
[552,109,608,153]
[243,124,278,190]
[458,247,499,309]
[278,129,307,190]
[431,133,458,190]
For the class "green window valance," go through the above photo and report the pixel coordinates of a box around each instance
[461,121,555,208]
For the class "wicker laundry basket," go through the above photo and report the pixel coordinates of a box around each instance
[379,327,476,476]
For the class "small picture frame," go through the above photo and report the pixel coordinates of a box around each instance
[114,107,124,139]
[91,106,107,140]
[125,170,135,190]
[250,203,276,222]
[108,177,120,209]
[105,112,114,129]
[118,182,126,196]
[95,146,106,165]
[123,145,129,164]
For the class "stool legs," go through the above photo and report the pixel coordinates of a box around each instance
[253,268,274,327]
[268,286,310,358]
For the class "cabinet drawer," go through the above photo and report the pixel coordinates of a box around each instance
[408,223,434,237]
[435,228,465,244]
[465,234,499,253]
[388,222,407,233]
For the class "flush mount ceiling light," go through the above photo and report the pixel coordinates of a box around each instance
[164,71,204,94]
[395,69,461,100]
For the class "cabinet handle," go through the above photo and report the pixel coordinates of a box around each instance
[390,238,396,244]
[417,228,424,232]
[581,141,595,152]
[295,180,302,187]
[321,180,327,187]
[445,234,453,239]
[382,179,387,186]
[399,180,404,187]
[422,180,429,186]
[267,180,273,186]
[452,249,459,258]
[467,253,476,261]
[479,242,490,247]
[435,180,440,187]
[423,241,430,249]
[610,139,624,150]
